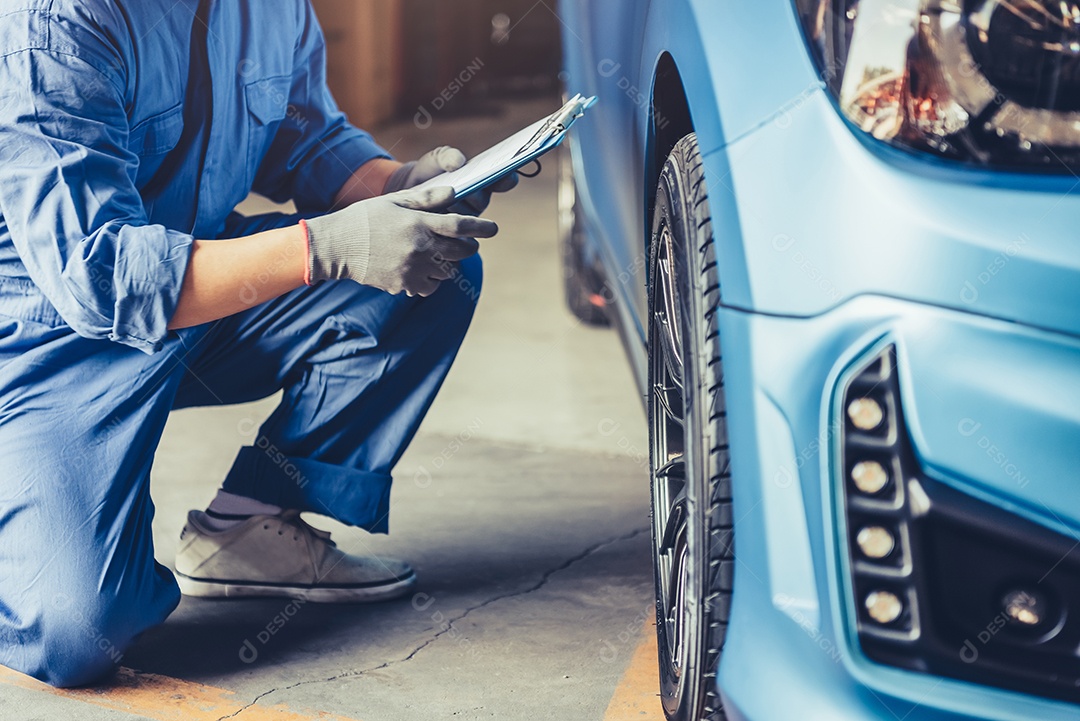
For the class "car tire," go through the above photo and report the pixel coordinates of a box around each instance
[648,132,733,721]
[558,142,611,327]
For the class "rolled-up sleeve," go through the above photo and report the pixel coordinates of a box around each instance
[0,49,193,354]
[251,2,391,213]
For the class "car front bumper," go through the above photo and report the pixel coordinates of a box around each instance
[712,293,1080,721]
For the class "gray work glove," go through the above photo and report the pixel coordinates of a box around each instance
[304,186,497,297]
[383,146,519,216]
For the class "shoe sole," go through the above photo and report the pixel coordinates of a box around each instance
[175,571,417,603]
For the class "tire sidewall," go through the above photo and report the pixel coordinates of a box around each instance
[648,132,728,721]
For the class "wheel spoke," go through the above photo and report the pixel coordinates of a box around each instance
[653,382,684,425]
[653,225,684,389]
[657,228,682,355]
[659,491,686,554]
[667,537,690,678]
[655,456,685,480]
[653,312,684,393]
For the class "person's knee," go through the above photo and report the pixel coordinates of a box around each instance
[39,640,122,688]
[33,593,131,688]
[26,572,178,688]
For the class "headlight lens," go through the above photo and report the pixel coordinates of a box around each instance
[795,0,1080,173]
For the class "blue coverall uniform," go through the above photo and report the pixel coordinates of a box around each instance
[0,0,482,687]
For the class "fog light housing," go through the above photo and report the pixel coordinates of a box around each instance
[837,344,1080,704]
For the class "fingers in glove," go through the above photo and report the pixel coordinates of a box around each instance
[451,173,517,216]
[490,171,519,193]
[406,275,442,298]
[425,257,459,281]
[428,146,467,173]
[421,212,498,239]
[452,193,489,217]
[432,235,480,262]
[393,185,456,211]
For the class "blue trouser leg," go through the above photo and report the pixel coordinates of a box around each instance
[0,297,191,687]
[0,211,481,685]
[175,211,483,532]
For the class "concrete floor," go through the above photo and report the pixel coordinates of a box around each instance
[0,97,661,720]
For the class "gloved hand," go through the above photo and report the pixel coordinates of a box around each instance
[383,146,467,194]
[304,186,497,297]
[383,146,519,216]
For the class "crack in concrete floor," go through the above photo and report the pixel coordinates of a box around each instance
[216,527,650,721]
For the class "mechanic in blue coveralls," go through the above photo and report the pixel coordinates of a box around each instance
[0,0,518,688]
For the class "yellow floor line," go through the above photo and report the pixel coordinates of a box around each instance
[602,619,666,721]
[1,619,664,721]
[0,665,361,721]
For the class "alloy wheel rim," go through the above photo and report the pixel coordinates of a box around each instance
[651,222,691,700]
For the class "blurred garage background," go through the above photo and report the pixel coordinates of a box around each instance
[312,0,562,130]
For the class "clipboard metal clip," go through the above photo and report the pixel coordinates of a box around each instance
[514,93,597,159]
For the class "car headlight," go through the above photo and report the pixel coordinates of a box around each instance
[794,0,1080,173]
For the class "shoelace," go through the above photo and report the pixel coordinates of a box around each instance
[278,509,338,548]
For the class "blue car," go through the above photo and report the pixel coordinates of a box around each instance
[557,1,1080,719]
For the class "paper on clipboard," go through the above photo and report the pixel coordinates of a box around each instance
[410,93,597,199]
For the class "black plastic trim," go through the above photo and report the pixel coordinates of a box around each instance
[840,346,1080,704]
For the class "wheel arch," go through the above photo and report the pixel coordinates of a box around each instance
[645,38,752,311]
[646,52,695,260]
[642,0,727,221]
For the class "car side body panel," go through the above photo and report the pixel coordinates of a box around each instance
[562,0,831,392]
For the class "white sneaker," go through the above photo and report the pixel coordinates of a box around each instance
[174,510,416,603]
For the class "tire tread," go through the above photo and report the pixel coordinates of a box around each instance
[649,133,733,721]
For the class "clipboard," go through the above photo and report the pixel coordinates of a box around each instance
[410,93,598,199]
